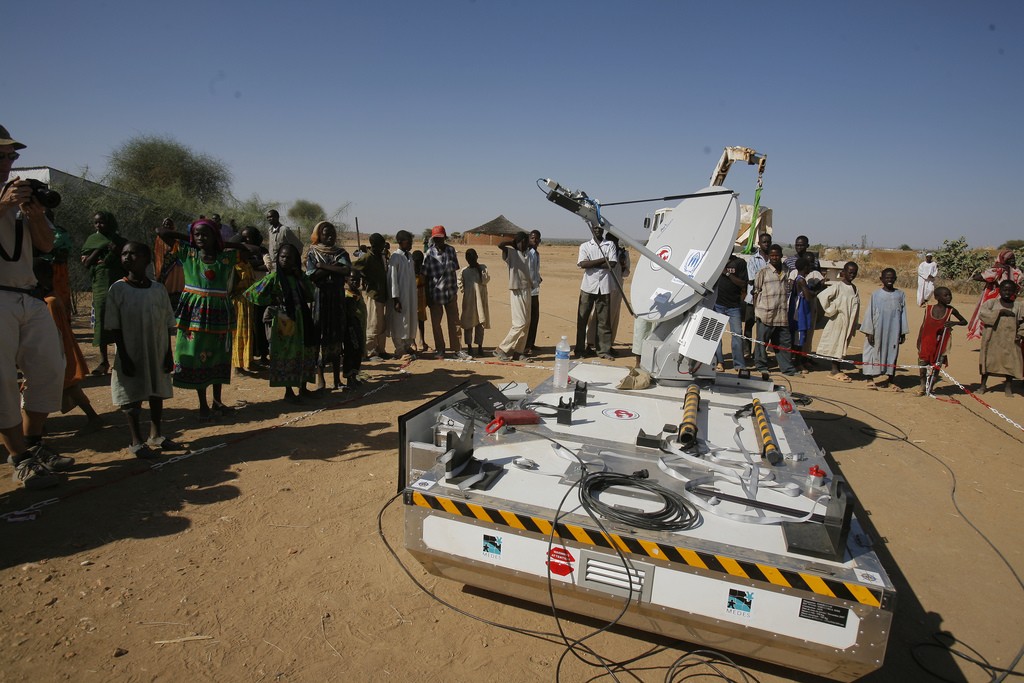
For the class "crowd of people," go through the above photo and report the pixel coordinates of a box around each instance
[2,122,1022,493]
[716,234,1023,398]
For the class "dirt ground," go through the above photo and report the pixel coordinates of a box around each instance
[1,244,1021,683]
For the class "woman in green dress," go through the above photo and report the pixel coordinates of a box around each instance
[246,243,318,403]
[80,211,126,375]
[158,219,242,422]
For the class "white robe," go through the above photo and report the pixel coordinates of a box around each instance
[387,249,417,347]
[815,281,860,359]
[917,260,938,306]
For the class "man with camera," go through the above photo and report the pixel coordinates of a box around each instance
[0,124,69,489]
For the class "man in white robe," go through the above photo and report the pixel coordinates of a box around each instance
[388,230,418,357]
[916,253,938,307]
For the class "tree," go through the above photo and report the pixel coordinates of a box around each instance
[933,237,990,279]
[287,199,326,233]
[1000,239,1024,251]
[105,135,231,204]
[899,244,911,251]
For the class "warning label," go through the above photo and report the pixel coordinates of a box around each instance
[546,547,575,576]
[799,599,849,628]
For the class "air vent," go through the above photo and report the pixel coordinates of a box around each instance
[696,316,725,342]
[577,552,654,601]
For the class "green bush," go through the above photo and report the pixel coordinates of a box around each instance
[933,237,990,280]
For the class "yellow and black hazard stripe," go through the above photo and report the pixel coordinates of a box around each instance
[406,490,886,609]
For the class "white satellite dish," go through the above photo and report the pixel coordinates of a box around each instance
[630,187,739,323]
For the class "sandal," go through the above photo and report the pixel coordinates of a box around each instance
[211,403,235,417]
[90,361,110,376]
[830,373,852,383]
[128,443,159,460]
[146,436,185,451]
[913,389,926,397]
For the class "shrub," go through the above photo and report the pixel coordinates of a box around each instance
[933,237,990,280]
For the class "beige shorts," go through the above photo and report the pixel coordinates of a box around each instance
[0,292,64,427]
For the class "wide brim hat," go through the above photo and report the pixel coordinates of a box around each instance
[0,125,26,150]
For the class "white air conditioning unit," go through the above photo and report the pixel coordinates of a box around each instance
[677,307,728,365]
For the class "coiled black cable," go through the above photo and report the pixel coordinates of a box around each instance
[579,471,700,532]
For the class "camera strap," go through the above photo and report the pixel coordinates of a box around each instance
[0,216,24,263]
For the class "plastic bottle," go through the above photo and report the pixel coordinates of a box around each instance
[553,336,571,389]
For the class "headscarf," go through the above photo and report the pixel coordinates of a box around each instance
[987,249,1021,284]
[310,221,340,255]
[189,219,224,252]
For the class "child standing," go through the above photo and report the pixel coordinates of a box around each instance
[342,272,367,387]
[788,257,815,374]
[916,286,967,396]
[816,262,861,382]
[458,248,490,357]
[860,268,909,391]
[105,242,178,458]
[978,280,1024,396]
[159,219,241,422]
[246,243,318,403]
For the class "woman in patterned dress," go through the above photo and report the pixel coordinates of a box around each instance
[158,219,243,422]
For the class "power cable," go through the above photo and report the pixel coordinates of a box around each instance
[803,390,1024,682]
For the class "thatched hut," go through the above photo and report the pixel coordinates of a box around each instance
[462,215,529,246]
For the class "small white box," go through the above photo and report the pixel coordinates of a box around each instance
[677,307,728,365]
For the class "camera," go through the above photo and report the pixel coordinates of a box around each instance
[24,179,61,209]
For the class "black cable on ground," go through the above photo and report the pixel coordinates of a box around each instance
[802,390,1024,682]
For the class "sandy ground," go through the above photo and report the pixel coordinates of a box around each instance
[1,244,1021,683]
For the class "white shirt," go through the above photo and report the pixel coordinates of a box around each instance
[0,208,45,289]
[578,238,617,295]
[503,246,532,291]
[744,250,769,304]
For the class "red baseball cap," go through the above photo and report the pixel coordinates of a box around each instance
[431,225,447,238]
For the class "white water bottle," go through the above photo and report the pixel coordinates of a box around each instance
[553,336,571,389]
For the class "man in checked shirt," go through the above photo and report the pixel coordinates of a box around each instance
[422,225,471,360]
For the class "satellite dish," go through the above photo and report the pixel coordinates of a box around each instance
[630,187,739,323]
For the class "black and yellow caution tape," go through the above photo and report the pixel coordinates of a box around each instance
[406,490,885,608]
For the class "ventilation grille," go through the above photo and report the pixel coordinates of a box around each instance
[695,315,725,342]
[578,554,653,601]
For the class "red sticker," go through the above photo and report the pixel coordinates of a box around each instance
[547,561,573,576]
[602,408,640,420]
[651,245,672,271]
[548,547,575,563]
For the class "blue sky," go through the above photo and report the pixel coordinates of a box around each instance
[6,1,1021,248]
